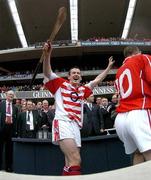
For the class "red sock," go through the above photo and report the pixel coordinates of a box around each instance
[62,166,69,176]
[68,166,81,175]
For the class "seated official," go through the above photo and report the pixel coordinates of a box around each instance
[17,100,42,138]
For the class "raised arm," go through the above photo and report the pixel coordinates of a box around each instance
[43,41,53,79]
[90,56,115,88]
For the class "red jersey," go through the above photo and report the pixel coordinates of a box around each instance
[115,54,151,112]
[44,73,92,127]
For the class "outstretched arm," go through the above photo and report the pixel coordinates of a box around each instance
[90,56,115,89]
[43,41,53,79]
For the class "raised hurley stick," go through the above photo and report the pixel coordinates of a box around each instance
[0,67,11,73]
[29,7,67,88]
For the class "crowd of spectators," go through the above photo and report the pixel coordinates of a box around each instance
[12,94,117,138]
[0,65,116,78]
[0,84,45,93]
[0,94,117,138]
[0,65,116,93]
[0,80,115,93]
[0,71,33,80]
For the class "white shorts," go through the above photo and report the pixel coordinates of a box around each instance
[115,109,151,154]
[52,119,81,147]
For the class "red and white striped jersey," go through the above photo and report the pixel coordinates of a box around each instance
[44,72,92,127]
[115,54,151,112]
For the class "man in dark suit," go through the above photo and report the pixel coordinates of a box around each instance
[41,100,54,132]
[100,97,114,129]
[0,90,18,172]
[17,100,42,138]
[81,94,104,137]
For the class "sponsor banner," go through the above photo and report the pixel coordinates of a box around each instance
[81,41,151,46]
[93,86,116,95]
[0,86,116,99]
[0,91,53,99]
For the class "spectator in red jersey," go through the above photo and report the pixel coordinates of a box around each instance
[115,46,151,165]
[42,40,114,176]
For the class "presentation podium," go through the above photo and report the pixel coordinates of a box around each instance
[12,134,131,175]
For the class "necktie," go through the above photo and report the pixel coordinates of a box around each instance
[5,103,12,124]
[26,111,30,131]
[89,103,92,110]
[27,111,30,121]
